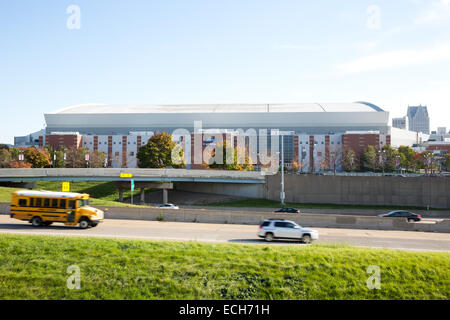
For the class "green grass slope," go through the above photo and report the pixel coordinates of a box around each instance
[0,235,448,300]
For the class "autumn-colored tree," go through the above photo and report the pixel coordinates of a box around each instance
[23,147,50,168]
[137,132,186,168]
[413,152,425,171]
[7,159,32,168]
[0,149,12,168]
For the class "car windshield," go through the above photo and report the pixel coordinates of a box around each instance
[77,199,90,208]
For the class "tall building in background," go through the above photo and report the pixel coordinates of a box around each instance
[407,105,430,134]
[392,116,408,130]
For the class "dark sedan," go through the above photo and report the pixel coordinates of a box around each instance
[377,211,422,222]
[275,208,300,214]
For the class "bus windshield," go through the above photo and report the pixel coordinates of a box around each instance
[77,199,90,208]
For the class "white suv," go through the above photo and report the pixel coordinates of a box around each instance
[258,219,319,243]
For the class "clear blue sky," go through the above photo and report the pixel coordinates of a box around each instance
[1,0,450,144]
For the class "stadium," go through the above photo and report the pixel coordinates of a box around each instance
[14,102,428,169]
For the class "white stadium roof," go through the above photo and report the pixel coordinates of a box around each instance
[49,102,384,114]
[44,102,389,134]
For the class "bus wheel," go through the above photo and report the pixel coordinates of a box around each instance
[79,218,90,229]
[31,217,43,227]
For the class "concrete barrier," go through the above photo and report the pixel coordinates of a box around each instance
[2,203,450,233]
[94,205,450,233]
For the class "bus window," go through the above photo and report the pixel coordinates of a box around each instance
[59,199,67,209]
[44,198,50,208]
[50,199,58,208]
[69,200,76,209]
[35,198,42,207]
[30,198,35,207]
[18,199,27,207]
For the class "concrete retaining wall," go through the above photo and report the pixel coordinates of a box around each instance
[267,174,450,209]
[193,206,449,218]
[176,182,266,199]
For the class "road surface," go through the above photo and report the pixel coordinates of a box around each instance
[0,215,449,252]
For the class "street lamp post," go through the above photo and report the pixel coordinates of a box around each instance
[280,135,285,206]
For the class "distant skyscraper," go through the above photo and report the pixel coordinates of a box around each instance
[407,105,430,134]
[392,116,408,130]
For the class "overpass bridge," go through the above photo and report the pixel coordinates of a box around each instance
[0,168,268,184]
[0,169,269,203]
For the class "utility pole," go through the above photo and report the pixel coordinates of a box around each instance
[280,135,285,206]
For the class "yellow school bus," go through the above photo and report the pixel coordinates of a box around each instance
[10,190,104,229]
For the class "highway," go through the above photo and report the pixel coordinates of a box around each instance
[0,215,449,252]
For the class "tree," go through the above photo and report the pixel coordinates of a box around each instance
[65,147,88,168]
[7,159,32,168]
[342,149,358,172]
[0,144,9,150]
[0,149,12,168]
[398,146,415,171]
[137,132,186,169]
[361,145,378,171]
[380,145,400,172]
[413,152,425,172]
[89,150,107,168]
[208,141,253,171]
[445,154,450,171]
[24,147,50,168]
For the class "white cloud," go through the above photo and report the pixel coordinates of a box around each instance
[338,44,450,74]
[414,0,450,24]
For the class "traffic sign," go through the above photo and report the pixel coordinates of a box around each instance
[131,180,135,192]
[62,182,70,192]
[120,173,133,178]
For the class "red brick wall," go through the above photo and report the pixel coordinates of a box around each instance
[342,134,380,158]
[309,136,314,171]
[427,145,450,153]
[45,134,81,150]
[122,136,127,168]
[107,136,113,167]
[93,136,98,152]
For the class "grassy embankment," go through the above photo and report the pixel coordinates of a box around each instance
[0,181,150,207]
[0,234,448,300]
